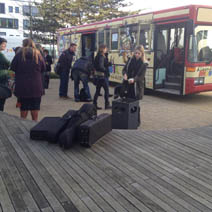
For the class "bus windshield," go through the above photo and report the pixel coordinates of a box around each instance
[188,25,212,63]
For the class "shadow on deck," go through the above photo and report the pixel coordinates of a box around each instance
[0,112,212,212]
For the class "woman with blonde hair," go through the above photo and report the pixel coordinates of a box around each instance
[122,45,148,126]
[11,38,46,121]
[122,45,148,100]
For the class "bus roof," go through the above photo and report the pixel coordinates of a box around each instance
[57,4,212,34]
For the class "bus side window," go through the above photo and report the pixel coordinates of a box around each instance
[111,29,118,50]
[98,30,104,46]
[139,29,149,49]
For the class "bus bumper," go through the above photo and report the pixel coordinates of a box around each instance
[185,78,212,94]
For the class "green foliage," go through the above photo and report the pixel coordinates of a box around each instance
[34,0,139,27]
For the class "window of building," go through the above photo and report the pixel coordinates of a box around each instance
[9,6,13,13]
[0,18,19,29]
[23,5,30,16]
[23,19,29,30]
[23,5,39,16]
[15,7,19,13]
[23,32,29,38]
[0,32,6,36]
[31,6,39,16]
[0,3,5,14]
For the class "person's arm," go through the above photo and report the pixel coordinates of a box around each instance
[0,52,10,69]
[134,63,148,82]
[122,58,131,80]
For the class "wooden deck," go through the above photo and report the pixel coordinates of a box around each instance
[1,112,212,212]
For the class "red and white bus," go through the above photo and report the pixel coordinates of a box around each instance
[57,5,212,95]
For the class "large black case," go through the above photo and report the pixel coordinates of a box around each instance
[30,117,67,143]
[30,110,76,143]
[58,104,97,149]
[112,98,139,129]
[78,113,112,147]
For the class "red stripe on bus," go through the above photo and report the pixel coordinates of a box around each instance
[185,78,212,94]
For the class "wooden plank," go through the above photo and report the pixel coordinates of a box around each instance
[0,125,50,210]
[4,133,66,211]
[0,174,15,212]
[95,134,194,212]
[100,132,212,212]
[37,142,121,212]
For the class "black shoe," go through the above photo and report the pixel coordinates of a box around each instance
[109,94,113,97]
[85,98,92,102]
[99,93,103,96]
[75,99,80,102]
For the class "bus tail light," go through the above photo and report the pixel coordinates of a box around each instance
[186,67,196,72]
[194,77,204,85]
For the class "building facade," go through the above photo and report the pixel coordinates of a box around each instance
[0,0,40,60]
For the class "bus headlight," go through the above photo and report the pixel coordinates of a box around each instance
[194,77,204,85]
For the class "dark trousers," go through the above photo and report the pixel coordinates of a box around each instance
[59,70,70,97]
[72,71,91,100]
[93,78,109,106]
[0,98,6,111]
[44,74,50,89]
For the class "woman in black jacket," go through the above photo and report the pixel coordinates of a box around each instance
[93,45,111,110]
[122,45,148,126]
[123,45,148,100]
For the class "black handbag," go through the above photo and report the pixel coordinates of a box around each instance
[0,84,12,99]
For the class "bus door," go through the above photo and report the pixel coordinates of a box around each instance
[139,24,155,90]
[81,32,96,60]
[154,24,185,94]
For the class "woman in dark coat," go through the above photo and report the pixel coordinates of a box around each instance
[122,45,148,126]
[122,45,148,100]
[11,38,46,121]
[93,44,112,110]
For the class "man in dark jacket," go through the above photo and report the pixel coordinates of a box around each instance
[58,43,77,99]
[71,56,93,102]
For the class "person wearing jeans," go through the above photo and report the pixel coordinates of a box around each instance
[58,43,77,99]
[71,56,93,102]
[93,45,111,110]
[72,71,91,101]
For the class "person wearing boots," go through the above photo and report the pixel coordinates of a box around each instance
[93,45,112,110]
[122,45,148,125]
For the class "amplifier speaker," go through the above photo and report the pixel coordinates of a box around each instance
[112,98,139,129]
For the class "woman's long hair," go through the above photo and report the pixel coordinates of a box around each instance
[22,38,41,64]
[134,45,146,62]
[98,44,107,56]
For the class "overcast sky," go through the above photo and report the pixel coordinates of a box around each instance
[124,0,212,12]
